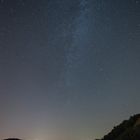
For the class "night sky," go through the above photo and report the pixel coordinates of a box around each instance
[0,0,140,140]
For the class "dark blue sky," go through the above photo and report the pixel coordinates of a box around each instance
[0,0,140,139]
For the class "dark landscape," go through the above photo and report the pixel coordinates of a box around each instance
[100,114,140,140]
[2,114,140,140]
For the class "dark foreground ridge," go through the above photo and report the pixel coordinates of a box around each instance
[100,114,140,140]
[3,139,22,140]
[2,114,140,140]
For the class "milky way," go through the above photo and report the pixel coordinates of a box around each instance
[0,0,140,140]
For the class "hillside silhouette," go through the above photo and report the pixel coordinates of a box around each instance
[2,114,140,140]
[101,114,140,140]
[3,139,22,140]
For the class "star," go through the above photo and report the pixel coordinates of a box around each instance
[136,0,139,4]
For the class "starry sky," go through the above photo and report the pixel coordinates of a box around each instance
[0,0,140,140]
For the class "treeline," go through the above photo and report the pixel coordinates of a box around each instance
[2,114,140,140]
[101,114,140,140]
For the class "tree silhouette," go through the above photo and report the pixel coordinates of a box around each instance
[101,114,140,140]
[3,138,22,140]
